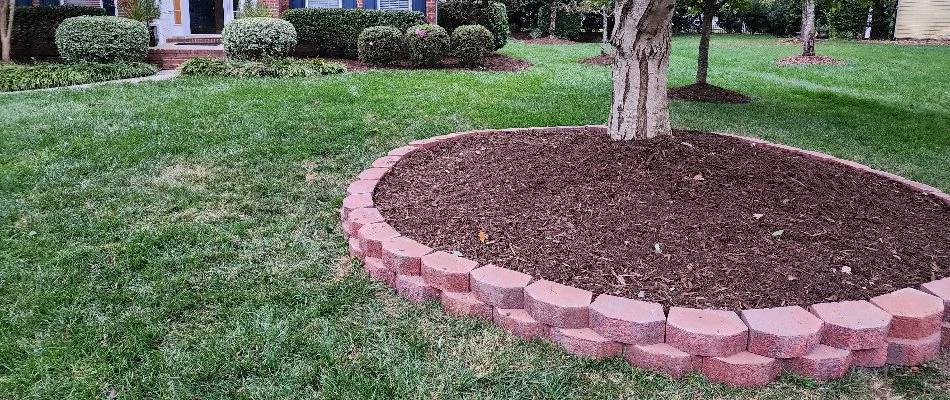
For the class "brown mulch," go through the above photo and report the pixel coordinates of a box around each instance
[668,83,752,104]
[374,129,950,311]
[579,53,611,66]
[862,39,950,46]
[325,54,532,72]
[777,55,845,65]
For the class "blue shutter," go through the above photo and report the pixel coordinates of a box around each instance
[40,0,58,5]
[363,0,375,8]
[290,0,305,8]
[411,0,424,13]
[14,0,31,6]
[342,0,355,8]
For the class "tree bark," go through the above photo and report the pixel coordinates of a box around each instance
[602,7,609,45]
[1,0,14,62]
[801,0,815,56]
[695,0,715,84]
[608,0,675,140]
[548,0,558,38]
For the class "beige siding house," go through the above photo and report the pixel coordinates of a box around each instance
[894,0,950,39]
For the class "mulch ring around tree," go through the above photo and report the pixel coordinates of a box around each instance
[579,53,611,65]
[668,83,751,104]
[325,54,532,72]
[374,128,950,311]
[777,55,845,65]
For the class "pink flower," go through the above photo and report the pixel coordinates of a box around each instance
[416,29,426,38]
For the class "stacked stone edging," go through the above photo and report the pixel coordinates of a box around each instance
[341,125,950,387]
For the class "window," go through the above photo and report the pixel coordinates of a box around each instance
[307,0,341,8]
[377,0,409,10]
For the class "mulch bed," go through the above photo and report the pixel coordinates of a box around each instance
[325,54,532,72]
[668,83,751,104]
[579,53,611,66]
[374,129,950,311]
[777,55,845,65]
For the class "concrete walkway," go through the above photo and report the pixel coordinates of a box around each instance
[2,69,180,95]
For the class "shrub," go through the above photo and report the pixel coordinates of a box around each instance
[535,5,582,40]
[236,0,272,18]
[438,0,510,50]
[0,61,157,92]
[11,6,106,59]
[404,24,450,66]
[55,16,149,63]
[282,8,426,59]
[120,0,161,24]
[178,57,346,77]
[451,24,493,67]
[357,26,405,66]
[222,17,297,60]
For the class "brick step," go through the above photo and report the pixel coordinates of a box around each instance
[166,36,222,45]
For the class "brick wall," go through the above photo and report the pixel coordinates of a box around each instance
[424,0,435,22]
[259,0,283,16]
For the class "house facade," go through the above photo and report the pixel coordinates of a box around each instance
[893,0,950,39]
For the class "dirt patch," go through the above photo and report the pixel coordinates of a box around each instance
[668,83,751,104]
[579,53,611,66]
[778,55,845,65]
[153,163,211,190]
[374,129,950,311]
[325,54,531,72]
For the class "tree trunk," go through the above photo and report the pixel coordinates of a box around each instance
[548,0,558,38]
[608,0,675,140]
[602,7,609,45]
[801,0,815,56]
[1,0,13,62]
[696,1,715,84]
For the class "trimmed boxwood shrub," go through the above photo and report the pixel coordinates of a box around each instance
[535,5,583,40]
[405,24,450,66]
[221,17,297,60]
[451,24,493,67]
[179,57,346,77]
[282,8,425,59]
[357,26,405,66]
[11,5,106,59]
[0,61,157,92]
[55,16,148,63]
[438,0,509,50]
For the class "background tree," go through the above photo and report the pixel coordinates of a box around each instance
[1,0,13,62]
[608,0,676,139]
[584,0,614,46]
[801,0,816,55]
[680,0,745,84]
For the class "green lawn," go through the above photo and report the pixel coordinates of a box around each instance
[1,35,948,399]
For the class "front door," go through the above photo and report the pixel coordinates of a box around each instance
[189,0,225,34]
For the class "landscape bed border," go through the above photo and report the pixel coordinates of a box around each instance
[340,125,950,387]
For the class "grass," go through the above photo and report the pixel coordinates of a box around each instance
[0,61,158,92]
[0,35,948,399]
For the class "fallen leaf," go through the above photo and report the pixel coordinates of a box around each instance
[653,243,662,254]
[841,266,852,274]
[637,290,645,298]
[478,231,488,243]
[753,213,764,220]
[451,250,462,257]
[772,230,784,237]
[692,174,705,181]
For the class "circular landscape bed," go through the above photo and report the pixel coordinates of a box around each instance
[325,54,532,72]
[341,126,950,387]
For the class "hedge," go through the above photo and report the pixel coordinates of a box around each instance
[55,16,149,63]
[535,5,583,40]
[452,24,493,67]
[357,26,405,66]
[179,57,346,77]
[438,0,509,50]
[222,17,298,60]
[0,61,157,92]
[11,5,106,59]
[405,24,450,66]
[282,8,426,59]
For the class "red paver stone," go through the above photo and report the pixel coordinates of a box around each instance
[589,295,665,345]
[440,291,492,320]
[363,257,394,285]
[395,275,440,303]
[388,145,417,157]
[666,307,748,357]
[371,155,401,168]
[358,168,389,180]
[421,251,478,292]
[942,322,950,349]
[346,179,378,196]
[870,288,943,339]
[493,308,549,340]
[408,138,442,148]
[470,265,533,309]
[788,344,852,381]
[808,301,892,350]
[624,343,701,378]
[345,207,384,237]
[550,328,622,358]
[851,347,887,368]
[524,280,593,328]
[703,352,782,387]
[381,237,432,276]
[357,222,401,259]
[341,193,372,220]
[348,237,363,260]
[885,333,941,366]
[920,277,950,322]
[741,306,823,358]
